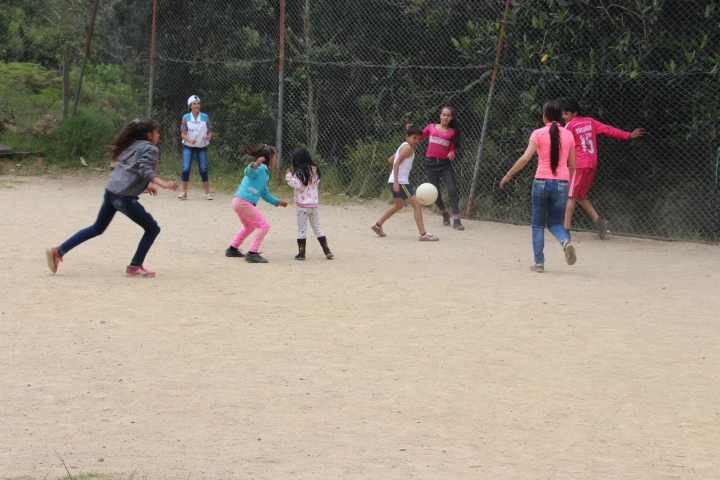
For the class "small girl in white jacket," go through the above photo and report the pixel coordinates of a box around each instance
[285,148,333,260]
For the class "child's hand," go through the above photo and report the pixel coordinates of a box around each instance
[190,139,197,145]
[252,158,264,169]
[278,200,288,207]
[499,174,510,189]
[629,128,645,139]
[165,180,178,190]
[146,185,158,196]
[393,183,400,193]
[448,152,455,160]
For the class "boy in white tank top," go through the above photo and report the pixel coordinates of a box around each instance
[370,125,439,241]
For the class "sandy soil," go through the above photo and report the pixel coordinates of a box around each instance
[1,175,719,480]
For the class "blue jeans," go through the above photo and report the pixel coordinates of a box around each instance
[182,146,208,182]
[531,179,570,264]
[59,190,161,267]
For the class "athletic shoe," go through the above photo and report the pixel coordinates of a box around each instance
[205,193,213,200]
[453,218,465,231]
[177,191,187,200]
[126,265,156,277]
[563,241,577,266]
[419,232,439,241]
[595,217,609,240]
[45,247,63,274]
[530,263,545,273]
[442,212,451,226]
[371,223,386,237]
[225,246,245,258]
[295,252,306,261]
[245,252,268,263]
[323,250,334,259]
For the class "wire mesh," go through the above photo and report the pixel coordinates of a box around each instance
[3,0,719,241]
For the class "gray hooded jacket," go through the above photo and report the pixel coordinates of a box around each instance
[105,140,159,197]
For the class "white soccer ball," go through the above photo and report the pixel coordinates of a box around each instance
[416,183,438,206]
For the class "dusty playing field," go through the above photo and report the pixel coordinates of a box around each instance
[1,175,719,480]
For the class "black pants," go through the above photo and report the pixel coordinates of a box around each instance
[426,159,459,214]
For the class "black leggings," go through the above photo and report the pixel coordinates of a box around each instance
[426,159,459,215]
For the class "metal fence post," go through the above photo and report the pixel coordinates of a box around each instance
[146,0,158,118]
[275,0,286,184]
[72,0,100,116]
[465,0,511,218]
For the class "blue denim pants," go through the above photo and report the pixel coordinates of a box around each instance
[531,178,570,264]
[182,145,208,182]
[59,190,161,267]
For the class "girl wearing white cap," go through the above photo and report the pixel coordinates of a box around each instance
[179,95,213,200]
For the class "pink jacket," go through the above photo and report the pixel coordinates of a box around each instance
[565,116,630,169]
[286,166,320,208]
[421,124,456,159]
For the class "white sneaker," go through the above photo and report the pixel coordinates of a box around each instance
[419,232,439,241]
[177,191,187,200]
[205,193,213,200]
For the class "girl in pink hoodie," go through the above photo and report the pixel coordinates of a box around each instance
[285,148,333,260]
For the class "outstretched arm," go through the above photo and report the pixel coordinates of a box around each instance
[499,140,538,189]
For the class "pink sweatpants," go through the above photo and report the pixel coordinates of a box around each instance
[231,197,270,252]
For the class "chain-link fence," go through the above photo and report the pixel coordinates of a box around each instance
[3,0,719,241]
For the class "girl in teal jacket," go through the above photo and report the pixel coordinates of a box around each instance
[225,145,288,263]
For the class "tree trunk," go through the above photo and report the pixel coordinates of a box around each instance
[62,45,70,119]
[304,0,319,154]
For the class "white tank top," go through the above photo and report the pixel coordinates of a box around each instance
[387,142,414,184]
[182,112,210,148]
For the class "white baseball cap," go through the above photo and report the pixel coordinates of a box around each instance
[187,95,200,106]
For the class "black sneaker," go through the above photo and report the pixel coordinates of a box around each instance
[295,252,306,261]
[323,250,334,259]
[225,246,245,258]
[453,218,465,231]
[442,212,451,226]
[245,252,268,263]
[595,217,609,240]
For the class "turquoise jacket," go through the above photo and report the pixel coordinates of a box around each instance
[234,163,279,206]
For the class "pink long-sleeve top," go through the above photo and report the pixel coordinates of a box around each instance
[421,124,456,159]
[285,166,320,208]
[564,116,630,169]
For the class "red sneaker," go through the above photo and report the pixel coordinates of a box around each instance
[125,265,156,277]
[45,247,63,274]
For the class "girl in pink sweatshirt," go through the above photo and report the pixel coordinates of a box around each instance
[285,148,333,260]
[419,106,464,230]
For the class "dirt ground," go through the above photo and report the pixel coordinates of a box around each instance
[1,175,719,480]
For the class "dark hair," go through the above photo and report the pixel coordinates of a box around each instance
[441,106,462,147]
[241,140,276,165]
[110,117,160,160]
[560,98,581,115]
[406,124,423,136]
[543,100,563,174]
[291,147,321,187]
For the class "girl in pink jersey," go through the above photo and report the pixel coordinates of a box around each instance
[500,100,577,273]
[419,106,465,230]
[561,98,644,238]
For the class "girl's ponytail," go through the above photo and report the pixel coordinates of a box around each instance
[542,100,563,174]
[241,140,276,165]
[110,117,160,160]
[549,122,560,174]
